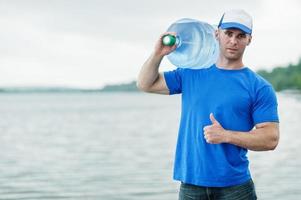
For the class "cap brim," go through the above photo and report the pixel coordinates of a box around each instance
[220,22,252,34]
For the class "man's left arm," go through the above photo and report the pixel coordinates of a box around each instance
[203,113,280,151]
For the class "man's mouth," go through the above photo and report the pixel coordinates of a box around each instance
[226,48,238,51]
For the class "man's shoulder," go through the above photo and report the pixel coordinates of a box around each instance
[244,67,273,88]
[241,69,278,107]
[165,65,214,77]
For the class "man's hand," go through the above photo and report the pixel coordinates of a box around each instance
[203,113,228,144]
[154,32,177,57]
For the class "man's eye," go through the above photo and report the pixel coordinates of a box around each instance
[225,32,232,36]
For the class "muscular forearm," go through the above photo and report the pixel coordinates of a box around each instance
[225,124,279,151]
[137,52,163,90]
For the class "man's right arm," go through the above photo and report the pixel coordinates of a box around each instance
[136,32,177,95]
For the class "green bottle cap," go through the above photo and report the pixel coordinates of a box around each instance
[162,34,176,46]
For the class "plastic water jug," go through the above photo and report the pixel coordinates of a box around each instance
[162,18,219,69]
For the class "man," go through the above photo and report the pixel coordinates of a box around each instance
[137,9,279,200]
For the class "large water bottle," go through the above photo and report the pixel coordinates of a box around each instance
[162,18,219,69]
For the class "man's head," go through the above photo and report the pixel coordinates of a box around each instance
[216,9,253,61]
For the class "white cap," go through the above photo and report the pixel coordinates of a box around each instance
[218,9,253,35]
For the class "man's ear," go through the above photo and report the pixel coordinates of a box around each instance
[215,29,219,40]
[247,35,252,46]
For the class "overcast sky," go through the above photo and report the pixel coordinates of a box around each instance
[0,0,300,88]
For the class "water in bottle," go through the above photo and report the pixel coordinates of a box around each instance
[162,18,219,69]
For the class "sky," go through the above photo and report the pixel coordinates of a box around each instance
[0,0,300,88]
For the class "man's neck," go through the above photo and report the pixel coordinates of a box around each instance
[216,57,244,70]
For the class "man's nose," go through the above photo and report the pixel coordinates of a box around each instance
[229,36,238,45]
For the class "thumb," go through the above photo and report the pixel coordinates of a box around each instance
[210,113,220,125]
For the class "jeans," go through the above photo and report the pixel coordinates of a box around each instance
[179,179,257,200]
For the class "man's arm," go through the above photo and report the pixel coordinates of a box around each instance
[136,53,169,94]
[136,32,177,94]
[203,113,280,151]
[225,122,279,151]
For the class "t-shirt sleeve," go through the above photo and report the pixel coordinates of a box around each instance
[163,68,183,95]
[252,86,279,125]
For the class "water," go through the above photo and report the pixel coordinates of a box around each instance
[0,92,300,199]
[165,18,219,69]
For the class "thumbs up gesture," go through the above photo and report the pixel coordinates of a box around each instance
[203,113,228,144]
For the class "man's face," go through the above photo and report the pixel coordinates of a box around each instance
[216,28,252,61]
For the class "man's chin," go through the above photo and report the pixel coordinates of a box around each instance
[225,53,242,61]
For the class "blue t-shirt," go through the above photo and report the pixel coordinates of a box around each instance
[164,64,279,187]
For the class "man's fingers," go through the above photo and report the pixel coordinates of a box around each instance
[203,125,210,132]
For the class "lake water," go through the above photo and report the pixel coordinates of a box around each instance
[0,92,300,200]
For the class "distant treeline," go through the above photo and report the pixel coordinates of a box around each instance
[257,59,301,91]
[1,60,300,93]
[100,81,138,92]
